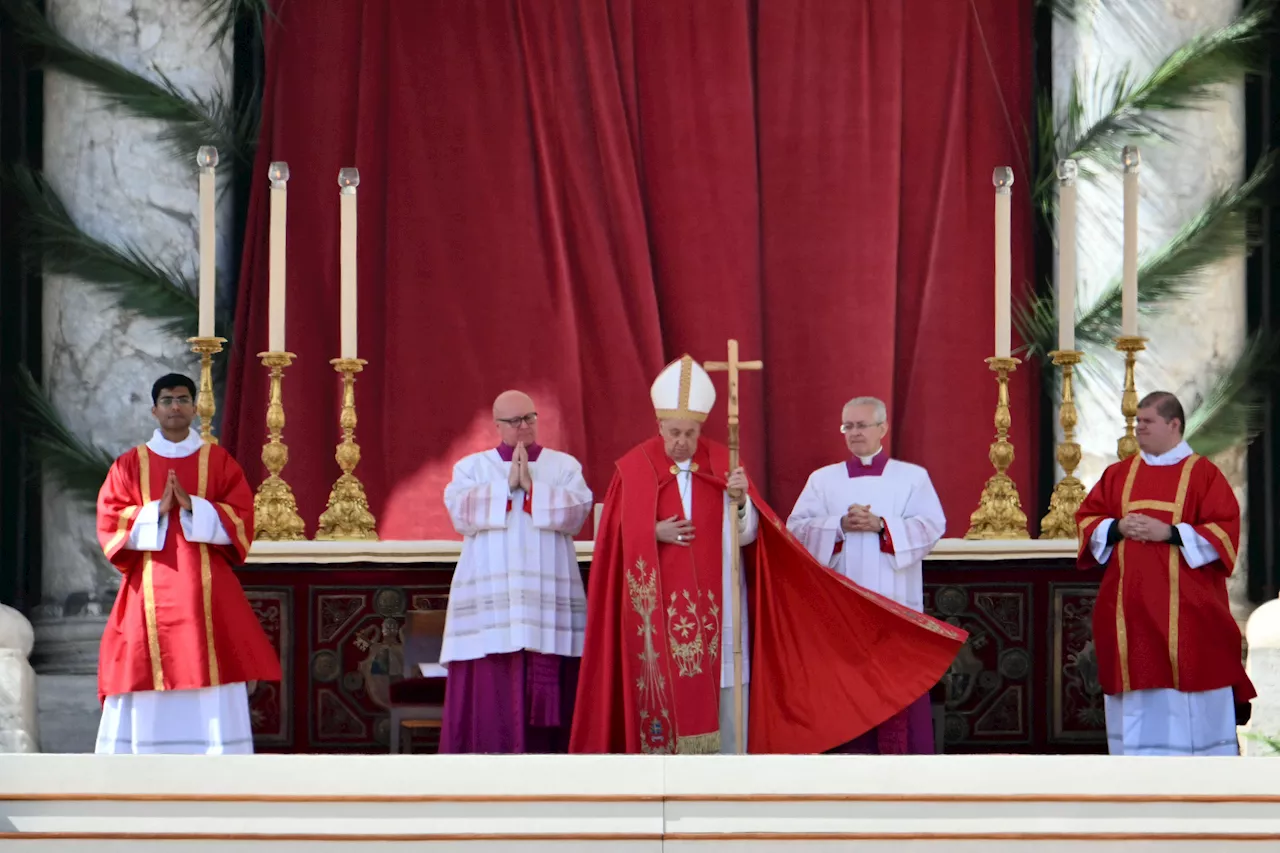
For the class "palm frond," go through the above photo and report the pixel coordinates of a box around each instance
[1184,329,1280,456]
[8,367,115,505]
[2,0,256,168]
[1073,152,1275,349]
[1243,731,1280,755]
[5,165,200,338]
[1035,0,1087,23]
[1036,2,1273,201]
[201,0,277,48]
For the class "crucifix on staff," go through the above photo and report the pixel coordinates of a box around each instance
[705,339,763,755]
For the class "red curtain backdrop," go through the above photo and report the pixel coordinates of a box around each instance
[224,0,1038,541]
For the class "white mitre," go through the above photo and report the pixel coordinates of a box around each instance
[650,354,716,423]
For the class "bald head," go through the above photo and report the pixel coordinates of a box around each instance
[493,390,539,447]
[493,390,534,419]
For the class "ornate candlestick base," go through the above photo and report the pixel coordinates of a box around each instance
[316,357,378,541]
[965,356,1030,540]
[1115,336,1147,460]
[187,336,226,444]
[1041,350,1086,539]
[253,351,306,541]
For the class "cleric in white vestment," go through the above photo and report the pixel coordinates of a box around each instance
[438,390,592,753]
[786,395,945,753]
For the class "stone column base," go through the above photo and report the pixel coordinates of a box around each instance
[0,604,38,753]
[31,612,106,753]
[1243,597,1280,756]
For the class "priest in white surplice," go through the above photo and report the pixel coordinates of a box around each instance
[439,390,593,753]
[786,395,945,753]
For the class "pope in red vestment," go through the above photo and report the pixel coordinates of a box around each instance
[1075,391,1253,756]
[95,374,280,753]
[570,355,967,755]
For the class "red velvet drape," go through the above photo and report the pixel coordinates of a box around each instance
[224,0,1038,540]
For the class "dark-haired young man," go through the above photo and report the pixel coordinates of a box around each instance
[1077,390,1254,755]
[94,373,280,753]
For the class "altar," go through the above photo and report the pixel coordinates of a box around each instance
[235,538,1101,756]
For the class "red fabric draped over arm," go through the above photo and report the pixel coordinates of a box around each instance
[96,449,145,572]
[207,447,255,565]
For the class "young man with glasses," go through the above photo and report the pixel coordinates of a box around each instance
[439,389,593,753]
[94,373,280,753]
[786,395,946,754]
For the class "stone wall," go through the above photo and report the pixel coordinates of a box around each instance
[1052,0,1252,622]
[32,0,233,752]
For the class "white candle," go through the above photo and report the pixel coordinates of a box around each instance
[338,167,359,360]
[268,162,289,353]
[1121,147,1140,336]
[993,166,1013,358]
[1057,160,1078,352]
[197,147,218,337]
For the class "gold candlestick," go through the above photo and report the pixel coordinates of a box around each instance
[253,351,306,541]
[1115,336,1147,460]
[316,357,378,540]
[1040,350,1086,539]
[965,356,1030,540]
[187,336,226,444]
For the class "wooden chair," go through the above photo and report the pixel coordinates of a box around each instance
[389,609,448,754]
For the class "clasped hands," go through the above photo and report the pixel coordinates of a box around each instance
[655,467,750,547]
[158,469,192,514]
[507,441,534,493]
[841,503,882,534]
[1117,513,1173,543]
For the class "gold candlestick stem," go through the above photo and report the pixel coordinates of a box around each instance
[316,358,378,540]
[965,356,1030,540]
[1115,336,1147,460]
[1040,350,1086,539]
[187,336,226,444]
[254,351,306,541]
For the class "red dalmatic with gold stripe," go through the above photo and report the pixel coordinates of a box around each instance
[1075,453,1254,701]
[96,442,281,704]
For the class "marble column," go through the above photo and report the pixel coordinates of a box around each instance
[1243,598,1280,755]
[1052,1,1252,623]
[32,0,233,752]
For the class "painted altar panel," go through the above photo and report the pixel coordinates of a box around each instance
[237,559,1103,754]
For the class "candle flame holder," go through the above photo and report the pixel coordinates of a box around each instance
[253,351,306,540]
[965,356,1030,540]
[1115,336,1147,460]
[186,336,226,444]
[1040,350,1086,539]
[316,358,378,540]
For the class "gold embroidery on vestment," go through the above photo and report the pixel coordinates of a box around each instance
[1167,455,1198,691]
[666,589,721,677]
[1115,455,1142,693]
[197,443,220,687]
[138,445,164,692]
[628,558,674,753]
[1203,522,1237,567]
[103,504,140,557]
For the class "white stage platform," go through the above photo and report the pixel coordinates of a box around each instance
[2,754,1280,850]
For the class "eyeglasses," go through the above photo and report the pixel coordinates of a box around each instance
[496,413,538,427]
[839,421,883,434]
[157,396,194,408]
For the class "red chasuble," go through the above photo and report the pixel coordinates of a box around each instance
[96,442,281,704]
[1076,453,1254,701]
[569,436,967,755]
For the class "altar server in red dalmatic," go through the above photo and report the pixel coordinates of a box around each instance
[570,355,967,755]
[95,373,280,754]
[1076,391,1253,756]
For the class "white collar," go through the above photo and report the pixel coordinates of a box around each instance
[858,447,884,465]
[146,428,204,459]
[1140,440,1193,467]
[675,459,693,472]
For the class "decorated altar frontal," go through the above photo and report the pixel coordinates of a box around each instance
[3,752,1280,849]
[236,537,1105,756]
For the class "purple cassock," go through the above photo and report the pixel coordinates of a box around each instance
[438,442,581,754]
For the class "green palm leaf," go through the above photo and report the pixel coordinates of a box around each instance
[2,0,257,168]
[6,165,200,338]
[1185,329,1280,456]
[1034,2,1273,205]
[201,0,276,48]
[8,367,115,505]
